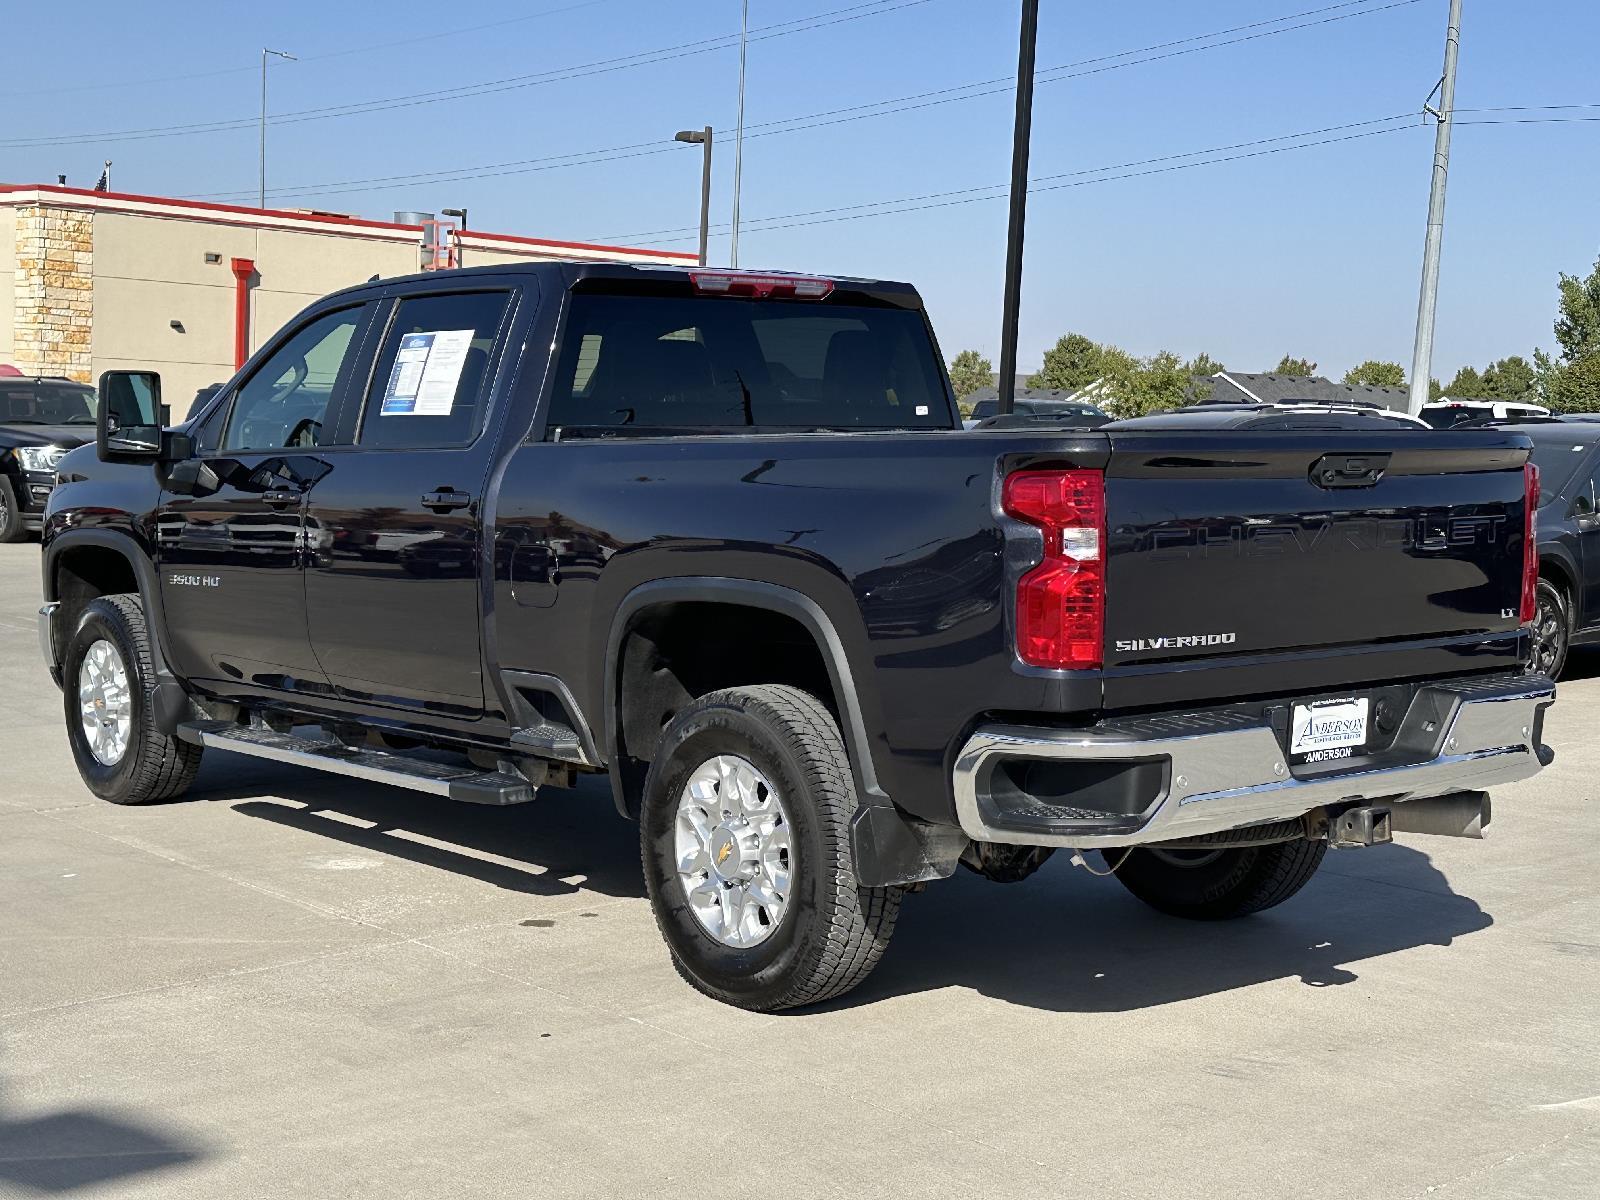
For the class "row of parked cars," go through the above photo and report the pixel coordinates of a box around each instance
[4,266,1577,1008]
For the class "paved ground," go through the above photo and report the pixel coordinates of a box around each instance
[1,540,1596,1199]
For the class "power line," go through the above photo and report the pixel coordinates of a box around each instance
[0,1,622,98]
[0,0,930,149]
[615,121,1425,247]
[189,0,1426,204]
[601,114,1422,241]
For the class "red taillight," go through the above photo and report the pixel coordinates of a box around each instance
[1002,469,1106,669]
[1521,461,1540,624]
[688,270,834,299]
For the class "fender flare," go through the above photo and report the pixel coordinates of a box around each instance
[601,577,963,887]
[44,530,189,732]
[602,577,888,812]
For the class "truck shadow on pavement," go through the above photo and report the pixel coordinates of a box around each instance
[191,755,1492,1013]
[202,757,647,901]
[848,842,1491,1012]
[0,1091,204,1195]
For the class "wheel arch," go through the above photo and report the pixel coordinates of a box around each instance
[1539,550,1578,613]
[44,530,177,685]
[602,578,887,820]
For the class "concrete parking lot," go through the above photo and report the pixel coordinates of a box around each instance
[1,540,1596,1199]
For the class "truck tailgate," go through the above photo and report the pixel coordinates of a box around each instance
[1101,430,1532,708]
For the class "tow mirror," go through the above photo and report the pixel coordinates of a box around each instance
[97,370,163,462]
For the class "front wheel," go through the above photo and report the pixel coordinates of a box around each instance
[640,684,899,1011]
[62,594,203,805]
[0,476,26,543]
[1109,839,1327,920]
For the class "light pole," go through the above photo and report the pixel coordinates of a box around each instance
[729,0,749,267]
[259,48,296,210]
[1406,0,1464,415]
[997,0,1040,417]
[675,127,714,267]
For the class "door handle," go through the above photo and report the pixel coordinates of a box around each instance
[422,490,472,513]
[262,488,301,508]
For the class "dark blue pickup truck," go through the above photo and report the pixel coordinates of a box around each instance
[37,262,1554,1009]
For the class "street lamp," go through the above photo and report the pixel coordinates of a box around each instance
[442,207,468,269]
[259,48,296,210]
[674,127,714,267]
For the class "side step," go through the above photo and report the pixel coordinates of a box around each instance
[177,722,537,805]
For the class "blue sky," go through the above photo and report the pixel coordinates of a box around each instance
[4,0,1598,380]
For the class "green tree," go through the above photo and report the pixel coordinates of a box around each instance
[1538,258,1600,413]
[1104,351,1192,418]
[1272,355,1317,376]
[1442,365,1485,398]
[947,349,993,401]
[1429,378,1444,402]
[1545,351,1600,413]
[1480,355,1537,402]
[1555,255,1600,362]
[1184,352,1226,377]
[1342,360,1406,388]
[1029,333,1109,391]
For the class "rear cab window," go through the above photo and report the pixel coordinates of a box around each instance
[546,290,955,435]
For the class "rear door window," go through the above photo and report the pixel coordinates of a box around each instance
[547,294,953,433]
[358,290,512,449]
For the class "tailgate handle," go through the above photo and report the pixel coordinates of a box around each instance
[1311,453,1390,489]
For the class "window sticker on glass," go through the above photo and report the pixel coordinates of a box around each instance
[380,329,475,416]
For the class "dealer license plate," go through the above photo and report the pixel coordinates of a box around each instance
[1289,697,1369,763]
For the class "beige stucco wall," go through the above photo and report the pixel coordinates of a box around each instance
[0,207,14,363]
[90,211,424,414]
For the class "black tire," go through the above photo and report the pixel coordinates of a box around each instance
[1530,577,1571,680]
[1109,838,1327,920]
[62,594,202,805]
[640,684,899,1011]
[0,475,25,543]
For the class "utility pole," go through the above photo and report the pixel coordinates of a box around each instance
[675,127,715,267]
[997,0,1040,416]
[260,48,296,210]
[1406,0,1463,415]
[730,0,749,267]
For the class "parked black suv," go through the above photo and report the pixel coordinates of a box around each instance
[0,373,97,541]
[1482,420,1600,678]
[37,263,1555,1010]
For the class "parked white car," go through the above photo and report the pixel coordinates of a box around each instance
[1421,398,1549,427]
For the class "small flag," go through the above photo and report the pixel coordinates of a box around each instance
[94,161,111,192]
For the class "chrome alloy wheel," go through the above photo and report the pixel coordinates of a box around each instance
[1531,594,1565,677]
[674,754,793,948]
[79,638,133,766]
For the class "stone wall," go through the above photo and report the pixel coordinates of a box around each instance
[12,205,93,381]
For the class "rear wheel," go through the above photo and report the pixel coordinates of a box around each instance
[1109,839,1327,920]
[640,684,899,1011]
[1530,578,1570,680]
[62,594,202,805]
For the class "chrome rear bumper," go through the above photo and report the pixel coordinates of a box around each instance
[952,674,1555,849]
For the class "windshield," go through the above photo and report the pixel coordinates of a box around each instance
[0,380,97,425]
[548,294,954,432]
[1528,438,1594,501]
